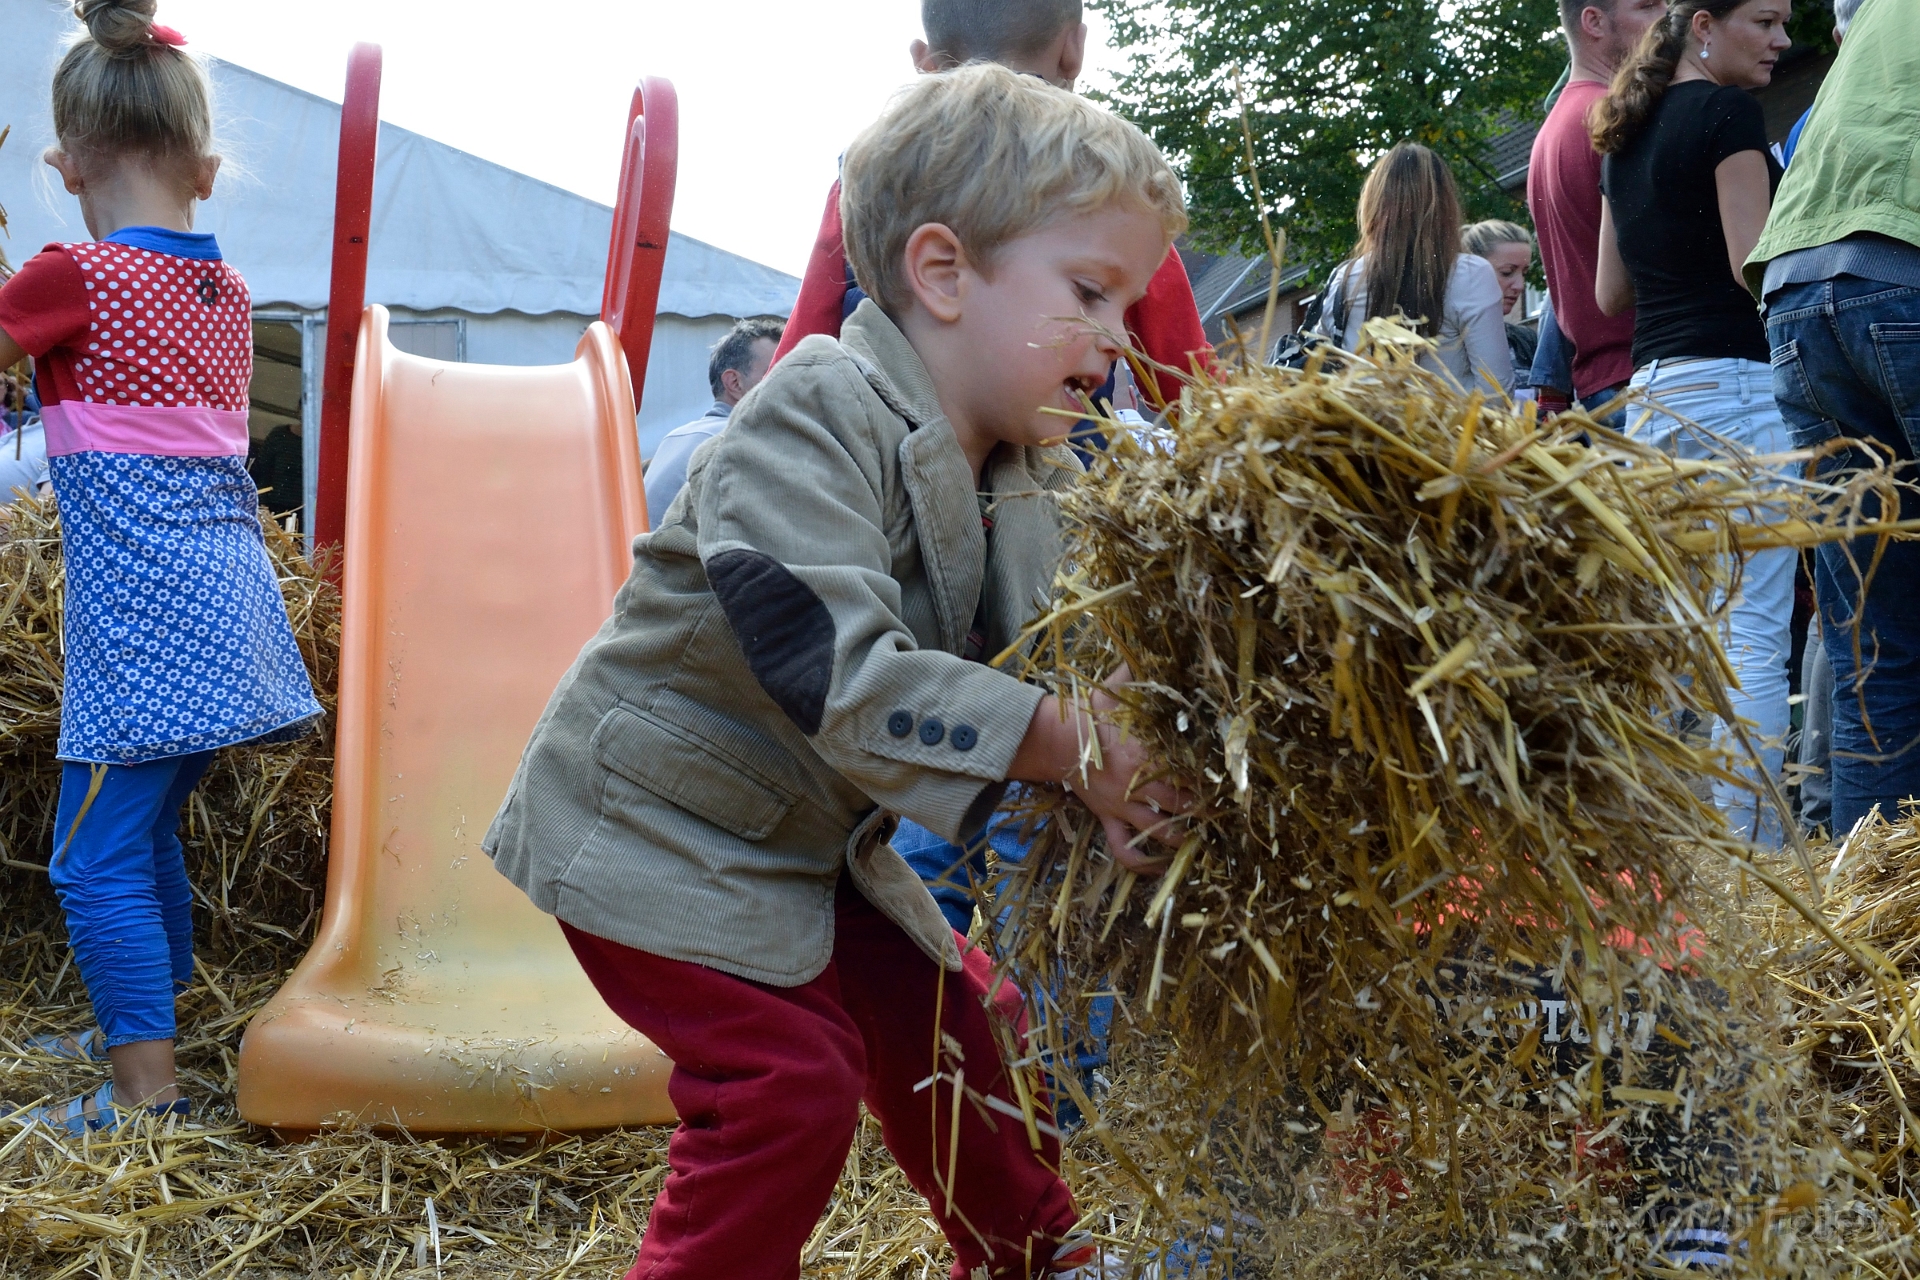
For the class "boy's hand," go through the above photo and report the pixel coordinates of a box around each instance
[1009,665,1193,876]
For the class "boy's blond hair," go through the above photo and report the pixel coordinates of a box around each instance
[841,63,1187,315]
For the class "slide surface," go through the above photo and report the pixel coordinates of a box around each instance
[238,307,676,1131]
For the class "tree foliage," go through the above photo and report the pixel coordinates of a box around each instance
[1092,0,1566,282]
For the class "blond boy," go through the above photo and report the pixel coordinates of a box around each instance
[486,65,1187,1279]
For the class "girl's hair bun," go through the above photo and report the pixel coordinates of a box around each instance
[54,0,212,161]
[73,0,161,60]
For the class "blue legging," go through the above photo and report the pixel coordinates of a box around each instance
[47,751,214,1047]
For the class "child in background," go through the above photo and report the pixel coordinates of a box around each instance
[0,362,53,503]
[0,0,321,1133]
[0,261,52,503]
[486,65,1190,1279]
[773,0,1211,412]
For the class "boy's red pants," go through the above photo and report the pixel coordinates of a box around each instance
[561,879,1078,1280]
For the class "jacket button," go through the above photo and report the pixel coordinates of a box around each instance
[887,710,914,738]
[950,724,978,751]
[918,718,945,746]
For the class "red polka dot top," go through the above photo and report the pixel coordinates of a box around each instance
[0,227,252,458]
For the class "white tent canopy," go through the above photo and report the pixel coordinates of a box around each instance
[0,0,798,448]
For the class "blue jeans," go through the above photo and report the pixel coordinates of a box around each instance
[892,815,1113,1073]
[892,817,990,936]
[47,751,214,1046]
[1629,357,1795,844]
[1767,277,1920,832]
[1528,297,1573,396]
[1800,617,1834,834]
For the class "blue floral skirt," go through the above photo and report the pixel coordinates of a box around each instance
[50,452,322,765]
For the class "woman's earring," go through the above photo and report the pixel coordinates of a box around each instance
[1700,45,1710,58]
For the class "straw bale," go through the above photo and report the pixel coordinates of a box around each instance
[5,357,1917,1273]
[1761,806,1920,1211]
[988,324,1920,1274]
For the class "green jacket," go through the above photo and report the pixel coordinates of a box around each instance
[484,301,1078,986]
[1745,0,1920,295]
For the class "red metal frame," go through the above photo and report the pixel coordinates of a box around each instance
[314,43,383,556]
[601,78,678,412]
[313,59,673,553]
[599,83,646,326]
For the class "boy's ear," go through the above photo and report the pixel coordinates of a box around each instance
[909,38,945,75]
[902,223,969,323]
[1056,22,1088,87]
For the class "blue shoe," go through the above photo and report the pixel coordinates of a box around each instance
[8,1082,189,1138]
[20,1029,108,1063]
[1651,1225,1735,1269]
[1151,1219,1263,1278]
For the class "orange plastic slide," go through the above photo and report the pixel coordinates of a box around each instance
[236,308,676,1132]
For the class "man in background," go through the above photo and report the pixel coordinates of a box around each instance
[1526,0,1664,410]
[771,0,1209,409]
[1749,0,1920,834]
[643,317,783,528]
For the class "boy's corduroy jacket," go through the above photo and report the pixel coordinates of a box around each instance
[484,301,1079,987]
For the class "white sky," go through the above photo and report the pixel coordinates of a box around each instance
[158,0,1125,280]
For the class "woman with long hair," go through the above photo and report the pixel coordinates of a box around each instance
[1591,0,1792,844]
[1321,143,1514,393]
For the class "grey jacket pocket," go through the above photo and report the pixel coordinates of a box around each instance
[592,692,800,841]
[846,815,964,974]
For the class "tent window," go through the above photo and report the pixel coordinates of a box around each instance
[389,320,466,363]
[247,312,471,543]
[309,317,469,368]
[249,318,307,530]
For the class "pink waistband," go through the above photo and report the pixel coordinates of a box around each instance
[42,402,252,459]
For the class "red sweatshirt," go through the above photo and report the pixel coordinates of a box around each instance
[772,181,1211,409]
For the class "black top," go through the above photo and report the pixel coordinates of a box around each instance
[1505,322,1539,379]
[248,424,305,522]
[1600,81,1781,367]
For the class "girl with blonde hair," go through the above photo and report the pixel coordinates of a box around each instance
[0,0,320,1134]
[1462,218,1540,374]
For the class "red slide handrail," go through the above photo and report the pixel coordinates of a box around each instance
[598,83,646,327]
[600,77,678,415]
[313,42,383,557]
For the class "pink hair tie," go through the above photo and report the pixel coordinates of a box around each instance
[148,23,187,47]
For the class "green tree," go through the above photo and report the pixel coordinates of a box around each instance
[1092,0,1566,282]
